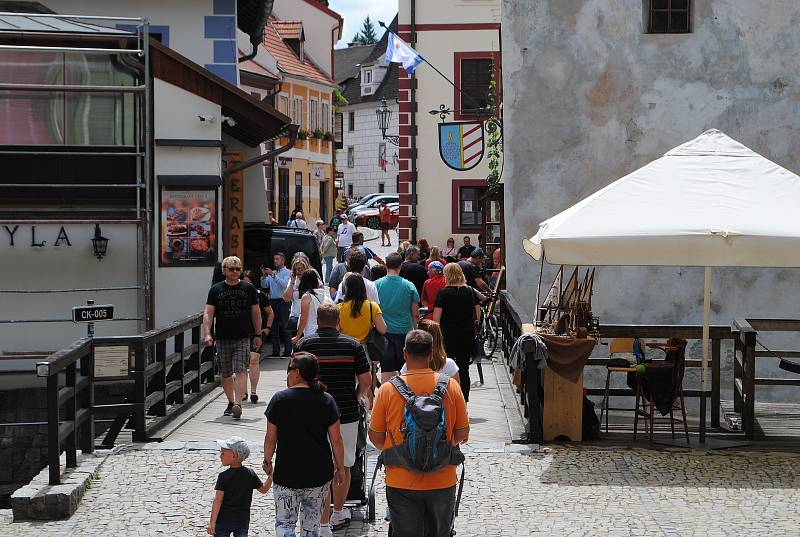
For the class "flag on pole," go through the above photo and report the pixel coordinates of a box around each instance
[385,32,424,74]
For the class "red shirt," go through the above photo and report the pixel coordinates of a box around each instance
[379,206,392,224]
[421,274,446,307]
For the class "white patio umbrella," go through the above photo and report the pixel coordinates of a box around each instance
[523,129,800,426]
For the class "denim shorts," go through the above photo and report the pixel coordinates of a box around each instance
[213,521,248,537]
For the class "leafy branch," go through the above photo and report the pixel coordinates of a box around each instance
[485,68,503,190]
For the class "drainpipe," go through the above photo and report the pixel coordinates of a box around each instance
[223,124,298,177]
[410,0,418,242]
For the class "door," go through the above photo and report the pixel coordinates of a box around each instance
[278,168,289,223]
[319,180,328,222]
[295,171,304,210]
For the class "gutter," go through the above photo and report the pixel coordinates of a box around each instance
[223,124,299,177]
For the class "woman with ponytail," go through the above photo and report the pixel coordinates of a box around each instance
[263,352,345,536]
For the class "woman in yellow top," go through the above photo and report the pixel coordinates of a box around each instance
[337,274,387,344]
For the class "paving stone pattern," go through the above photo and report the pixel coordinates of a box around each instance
[2,445,800,536]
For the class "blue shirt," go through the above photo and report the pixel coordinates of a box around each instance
[262,266,291,300]
[375,275,419,334]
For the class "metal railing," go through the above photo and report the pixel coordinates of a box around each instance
[499,291,735,443]
[36,312,215,485]
[732,318,800,440]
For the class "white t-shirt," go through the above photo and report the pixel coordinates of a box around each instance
[335,274,380,304]
[337,222,356,247]
[401,358,460,378]
[298,288,333,338]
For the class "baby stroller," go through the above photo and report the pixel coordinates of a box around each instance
[344,403,370,511]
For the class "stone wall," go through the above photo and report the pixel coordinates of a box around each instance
[500,0,800,400]
[0,387,48,506]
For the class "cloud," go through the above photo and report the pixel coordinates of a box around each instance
[328,0,397,48]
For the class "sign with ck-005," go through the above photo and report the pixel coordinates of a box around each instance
[72,304,114,323]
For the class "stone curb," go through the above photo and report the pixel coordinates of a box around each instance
[11,450,112,521]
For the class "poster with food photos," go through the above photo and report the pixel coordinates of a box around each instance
[160,189,217,266]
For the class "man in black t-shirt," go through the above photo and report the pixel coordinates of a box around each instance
[209,435,271,536]
[457,236,477,260]
[294,304,371,532]
[399,245,428,297]
[458,249,490,292]
[204,256,262,420]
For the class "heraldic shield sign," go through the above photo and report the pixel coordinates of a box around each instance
[438,121,485,171]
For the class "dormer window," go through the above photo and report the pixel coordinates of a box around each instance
[364,70,372,84]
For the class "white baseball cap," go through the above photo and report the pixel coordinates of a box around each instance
[216,436,250,460]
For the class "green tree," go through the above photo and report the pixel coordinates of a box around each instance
[352,16,379,45]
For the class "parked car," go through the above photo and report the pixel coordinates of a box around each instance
[355,203,400,229]
[347,194,399,220]
[346,192,383,211]
[243,224,322,284]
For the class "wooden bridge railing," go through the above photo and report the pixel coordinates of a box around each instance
[733,318,800,440]
[36,312,216,485]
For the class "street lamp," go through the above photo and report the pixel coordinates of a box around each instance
[91,223,109,260]
[375,98,400,146]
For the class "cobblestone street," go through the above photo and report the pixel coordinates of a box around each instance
[3,442,800,536]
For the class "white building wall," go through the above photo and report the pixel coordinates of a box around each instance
[49,0,216,68]
[337,101,399,199]
[153,79,223,328]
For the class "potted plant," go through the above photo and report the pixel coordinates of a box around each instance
[323,131,334,141]
[297,129,309,140]
[313,128,324,139]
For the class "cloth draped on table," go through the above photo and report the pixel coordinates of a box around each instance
[508,332,595,385]
[627,361,676,416]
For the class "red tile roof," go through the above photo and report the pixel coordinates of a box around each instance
[263,17,335,86]
[272,20,303,40]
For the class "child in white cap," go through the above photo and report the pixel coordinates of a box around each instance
[208,436,271,536]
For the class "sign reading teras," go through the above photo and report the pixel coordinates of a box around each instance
[438,121,485,171]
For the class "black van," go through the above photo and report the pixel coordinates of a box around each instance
[243,224,322,283]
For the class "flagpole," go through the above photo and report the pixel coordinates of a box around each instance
[378,21,487,111]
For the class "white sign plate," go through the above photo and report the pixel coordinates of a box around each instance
[94,345,130,378]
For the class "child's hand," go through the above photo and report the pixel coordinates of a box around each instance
[207,523,215,535]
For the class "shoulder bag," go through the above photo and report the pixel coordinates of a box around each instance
[365,302,386,362]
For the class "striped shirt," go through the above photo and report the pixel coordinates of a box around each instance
[295,327,370,424]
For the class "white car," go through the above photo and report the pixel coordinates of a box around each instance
[347,194,399,220]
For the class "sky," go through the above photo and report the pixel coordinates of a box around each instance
[328,0,397,48]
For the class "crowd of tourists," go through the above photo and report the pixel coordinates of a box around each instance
[203,225,501,537]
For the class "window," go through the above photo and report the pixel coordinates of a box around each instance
[378,182,385,193]
[648,0,691,33]
[278,168,290,223]
[364,69,372,83]
[292,97,304,127]
[456,184,487,230]
[278,95,289,115]
[321,102,329,132]
[347,146,354,168]
[378,142,387,170]
[309,99,318,131]
[347,183,354,197]
[454,52,500,120]
[348,111,355,131]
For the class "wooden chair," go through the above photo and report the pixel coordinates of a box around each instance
[634,337,690,446]
[601,338,646,435]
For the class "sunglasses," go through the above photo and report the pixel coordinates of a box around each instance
[225,266,242,271]
[287,364,297,373]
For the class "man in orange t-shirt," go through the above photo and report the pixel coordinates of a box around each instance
[369,330,469,537]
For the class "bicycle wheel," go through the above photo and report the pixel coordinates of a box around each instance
[482,314,499,358]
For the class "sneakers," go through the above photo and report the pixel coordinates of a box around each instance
[231,404,242,420]
[250,393,259,403]
[241,393,248,402]
[330,508,351,530]
[318,523,333,537]
[223,402,234,416]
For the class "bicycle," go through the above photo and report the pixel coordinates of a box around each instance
[473,291,501,385]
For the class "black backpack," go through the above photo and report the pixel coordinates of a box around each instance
[383,374,465,472]
[582,396,600,440]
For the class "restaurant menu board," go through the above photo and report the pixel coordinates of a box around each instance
[160,189,217,266]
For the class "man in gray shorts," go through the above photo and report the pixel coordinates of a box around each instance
[204,255,262,419]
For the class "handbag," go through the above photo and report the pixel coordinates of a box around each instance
[365,302,386,361]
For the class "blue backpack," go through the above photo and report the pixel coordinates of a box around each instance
[382,373,465,473]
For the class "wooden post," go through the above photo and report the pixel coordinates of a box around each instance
[712,338,721,428]
[191,325,202,390]
[223,151,244,260]
[743,329,757,440]
[65,363,77,468]
[46,373,60,485]
[154,340,167,416]
[174,331,185,404]
[132,346,147,441]
[79,349,94,454]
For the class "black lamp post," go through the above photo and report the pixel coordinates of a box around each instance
[375,98,400,146]
[91,223,109,260]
